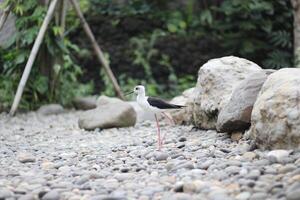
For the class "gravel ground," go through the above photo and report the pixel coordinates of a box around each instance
[1,111,300,200]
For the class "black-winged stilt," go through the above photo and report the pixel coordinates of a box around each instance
[127,85,185,150]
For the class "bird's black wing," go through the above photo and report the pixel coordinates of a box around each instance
[147,97,185,109]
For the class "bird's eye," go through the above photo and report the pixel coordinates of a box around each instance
[135,87,139,90]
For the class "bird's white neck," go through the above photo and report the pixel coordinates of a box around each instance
[136,91,146,102]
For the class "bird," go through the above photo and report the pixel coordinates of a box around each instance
[127,85,185,151]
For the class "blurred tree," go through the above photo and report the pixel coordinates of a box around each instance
[291,0,300,67]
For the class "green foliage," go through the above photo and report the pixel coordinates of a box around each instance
[0,0,294,110]
[89,0,151,16]
[0,0,93,110]
[209,0,293,68]
[83,0,292,99]
[130,30,165,85]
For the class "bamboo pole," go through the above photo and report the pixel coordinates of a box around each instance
[69,0,125,100]
[0,4,12,31]
[60,0,67,37]
[10,0,59,116]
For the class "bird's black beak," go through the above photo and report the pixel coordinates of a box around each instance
[125,91,134,96]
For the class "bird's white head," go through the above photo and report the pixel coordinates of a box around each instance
[133,85,145,96]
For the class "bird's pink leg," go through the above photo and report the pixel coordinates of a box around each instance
[161,112,174,144]
[162,112,174,125]
[155,114,162,151]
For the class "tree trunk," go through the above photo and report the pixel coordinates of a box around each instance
[292,0,300,67]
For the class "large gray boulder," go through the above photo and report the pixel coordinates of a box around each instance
[73,96,97,110]
[96,95,123,106]
[217,70,275,132]
[78,101,136,130]
[250,68,300,150]
[193,56,262,129]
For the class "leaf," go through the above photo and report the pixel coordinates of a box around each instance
[167,23,177,33]
[15,52,26,64]
[34,76,48,94]
[200,10,213,25]
[269,30,292,48]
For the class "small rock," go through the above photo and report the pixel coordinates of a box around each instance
[154,152,168,161]
[246,169,261,180]
[37,104,64,115]
[183,180,204,193]
[197,159,214,170]
[178,137,187,142]
[18,152,36,163]
[19,193,36,200]
[174,162,194,171]
[176,143,185,149]
[173,182,184,192]
[242,152,257,160]
[225,166,240,175]
[231,132,243,141]
[114,173,134,182]
[288,189,300,200]
[249,192,268,200]
[267,150,291,163]
[208,191,231,200]
[169,193,194,200]
[120,167,130,173]
[41,161,55,170]
[42,190,60,200]
[286,182,300,200]
[0,188,13,199]
[278,164,297,174]
[236,192,251,200]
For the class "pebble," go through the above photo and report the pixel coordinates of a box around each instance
[236,192,251,200]
[182,180,204,193]
[197,159,214,170]
[1,111,300,200]
[231,132,243,141]
[242,152,257,160]
[114,173,134,182]
[267,150,291,163]
[42,190,60,200]
[176,143,185,149]
[249,192,268,200]
[154,151,169,161]
[19,193,36,200]
[287,190,300,200]
[17,153,36,163]
[278,164,297,174]
[178,137,187,142]
[246,169,261,180]
[0,188,13,199]
[225,166,240,175]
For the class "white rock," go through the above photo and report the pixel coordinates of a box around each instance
[250,68,300,149]
[193,56,262,129]
[267,149,291,163]
[78,101,136,130]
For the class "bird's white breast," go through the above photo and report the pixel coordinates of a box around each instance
[137,96,160,113]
